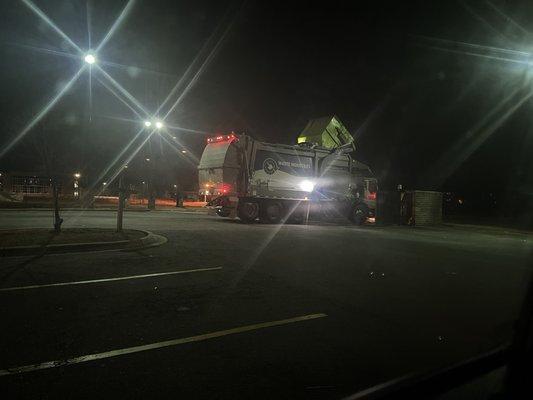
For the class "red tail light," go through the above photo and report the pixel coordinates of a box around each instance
[208,183,233,195]
[367,192,376,201]
[221,183,232,194]
[207,133,237,144]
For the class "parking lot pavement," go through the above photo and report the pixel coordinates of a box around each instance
[1,210,533,398]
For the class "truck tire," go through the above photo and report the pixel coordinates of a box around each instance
[288,213,304,224]
[287,206,305,224]
[237,201,259,223]
[350,203,369,225]
[260,201,284,224]
[284,202,304,224]
[216,208,231,217]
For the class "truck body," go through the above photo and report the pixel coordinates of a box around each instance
[198,117,377,224]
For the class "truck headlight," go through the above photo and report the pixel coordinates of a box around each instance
[299,180,315,192]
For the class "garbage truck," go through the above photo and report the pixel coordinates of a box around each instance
[198,116,377,224]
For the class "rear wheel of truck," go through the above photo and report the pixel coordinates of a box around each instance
[285,202,304,224]
[237,201,259,223]
[350,203,369,225]
[260,201,284,224]
[287,207,305,224]
[288,213,304,224]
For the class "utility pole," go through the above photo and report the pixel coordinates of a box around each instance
[148,183,156,210]
[146,157,155,210]
[117,174,125,232]
[52,177,63,233]
[175,180,183,207]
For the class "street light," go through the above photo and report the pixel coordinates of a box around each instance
[155,121,163,129]
[74,172,81,179]
[103,182,107,186]
[145,158,150,162]
[84,53,96,64]
[181,150,187,154]
[144,120,152,128]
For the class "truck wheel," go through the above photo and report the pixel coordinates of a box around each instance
[285,203,304,224]
[216,208,231,218]
[287,209,305,224]
[288,214,304,224]
[237,201,259,223]
[260,201,284,224]
[350,204,368,225]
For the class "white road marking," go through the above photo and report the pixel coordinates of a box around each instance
[0,267,222,292]
[0,313,327,376]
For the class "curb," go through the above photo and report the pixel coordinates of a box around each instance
[0,208,206,213]
[0,230,167,257]
[167,207,208,213]
[441,223,533,236]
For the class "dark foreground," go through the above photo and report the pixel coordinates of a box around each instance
[1,209,532,399]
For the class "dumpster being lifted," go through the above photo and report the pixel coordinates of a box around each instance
[198,116,377,224]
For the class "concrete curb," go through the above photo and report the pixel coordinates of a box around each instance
[167,207,208,213]
[0,207,206,213]
[0,230,167,257]
[441,223,533,236]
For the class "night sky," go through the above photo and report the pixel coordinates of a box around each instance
[2,0,533,197]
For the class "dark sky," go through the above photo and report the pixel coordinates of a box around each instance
[2,0,533,193]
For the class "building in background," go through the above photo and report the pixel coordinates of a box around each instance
[0,172,81,198]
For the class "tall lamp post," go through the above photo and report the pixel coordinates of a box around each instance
[145,120,164,210]
[145,157,155,210]
[117,173,125,232]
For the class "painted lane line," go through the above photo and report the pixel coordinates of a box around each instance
[0,313,327,376]
[0,267,222,292]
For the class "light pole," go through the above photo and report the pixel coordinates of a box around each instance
[117,173,125,232]
[175,181,185,208]
[145,157,155,210]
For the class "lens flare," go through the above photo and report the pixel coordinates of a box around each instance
[0,66,86,160]
[96,0,136,53]
[95,65,149,116]
[21,0,82,54]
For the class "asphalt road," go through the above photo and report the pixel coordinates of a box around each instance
[1,209,532,399]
